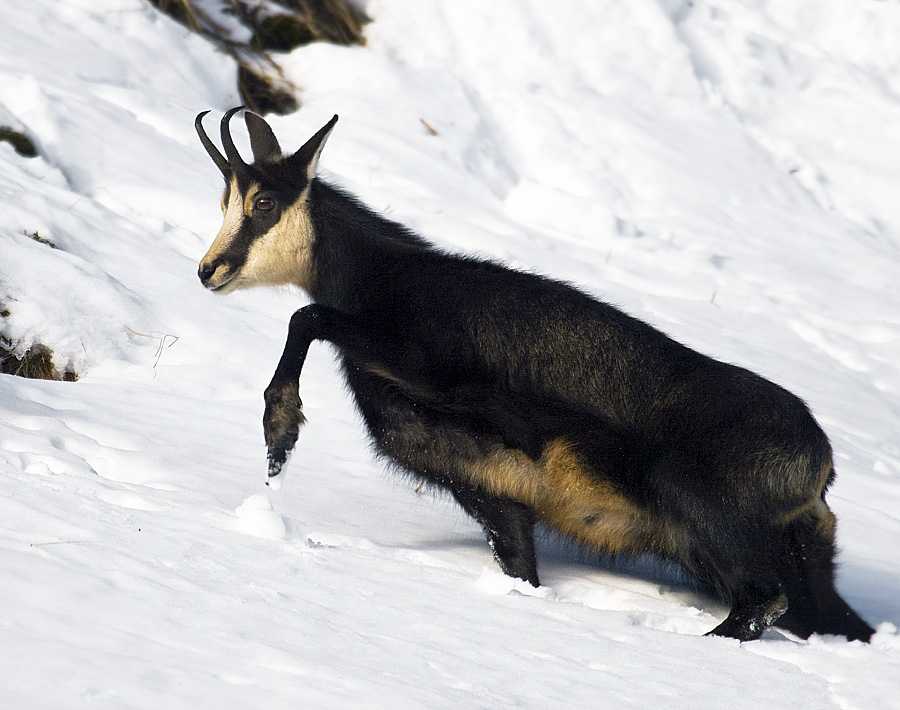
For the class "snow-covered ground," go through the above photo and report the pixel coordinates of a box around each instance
[2,0,899,707]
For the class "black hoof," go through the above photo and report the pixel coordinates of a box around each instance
[707,593,788,642]
[267,448,290,478]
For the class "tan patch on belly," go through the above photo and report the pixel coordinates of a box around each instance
[469,438,678,556]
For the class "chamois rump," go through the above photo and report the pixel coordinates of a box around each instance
[195,107,874,643]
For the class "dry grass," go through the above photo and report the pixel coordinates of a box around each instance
[0,342,77,382]
[27,230,57,249]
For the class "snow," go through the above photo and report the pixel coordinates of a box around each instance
[1,0,899,707]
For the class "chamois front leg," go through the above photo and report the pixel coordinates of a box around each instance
[264,308,317,479]
[263,382,306,479]
[450,481,540,586]
[264,304,392,479]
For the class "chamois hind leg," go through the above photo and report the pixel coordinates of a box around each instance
[661,488,791,641]
[775,504,875,642]
[707,584,788,642]
[689,531,789,641]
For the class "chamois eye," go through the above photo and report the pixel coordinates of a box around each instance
[255,197,276,212]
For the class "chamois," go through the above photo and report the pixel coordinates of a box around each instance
[195,107,874,643]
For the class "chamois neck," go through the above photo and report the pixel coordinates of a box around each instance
[308,179,432,311]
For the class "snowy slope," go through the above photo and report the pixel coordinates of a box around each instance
[1,1,899,708]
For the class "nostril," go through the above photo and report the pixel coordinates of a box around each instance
[198,261,218,285]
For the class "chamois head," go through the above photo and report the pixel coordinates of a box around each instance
[195,108,338,294]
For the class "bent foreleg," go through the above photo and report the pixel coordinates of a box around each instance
[264,304,396,479]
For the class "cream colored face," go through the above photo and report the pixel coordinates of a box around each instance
[198,173,316,294]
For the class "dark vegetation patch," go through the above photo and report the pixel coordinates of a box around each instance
[27,231,58,249]
[0,341,77,382]
[1,229,70,382]
[148,0,368,115]
[264,0,367,47]
[237,62,299,116]
[250,13,316,52]
[0,127,38,157]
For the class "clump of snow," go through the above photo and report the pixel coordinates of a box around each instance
[1,1,899,708]
[234,493,289,539]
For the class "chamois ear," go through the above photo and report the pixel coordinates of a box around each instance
[288,114,339,184]
[245,112,282,163]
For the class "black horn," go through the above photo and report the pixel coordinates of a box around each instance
[194,110,230,176]
[220,106,248,173]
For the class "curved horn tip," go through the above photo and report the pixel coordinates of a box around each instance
[195,109,230,175]
[220,106,249,170]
